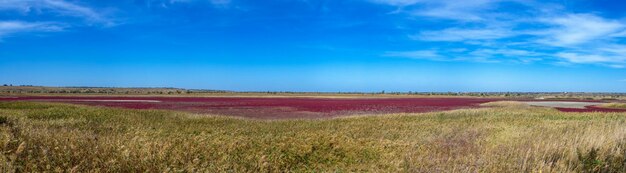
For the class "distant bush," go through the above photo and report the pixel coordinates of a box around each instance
[575,145,626,172]
[0,116,7,124]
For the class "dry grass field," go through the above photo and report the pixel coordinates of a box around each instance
[0,101,625,172]
[602,103,626,109]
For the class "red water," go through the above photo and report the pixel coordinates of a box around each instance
[2,96,624,118]
[0,96,497,119]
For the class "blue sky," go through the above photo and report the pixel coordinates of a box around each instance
[1,0,626,92]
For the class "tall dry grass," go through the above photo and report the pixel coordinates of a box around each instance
[480,101,529,107]
[600,103,626,109]
[0,102,624,172]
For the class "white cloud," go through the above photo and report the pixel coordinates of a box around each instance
[385,48,543,64]
[555,52,626,67]
[372,0,506,21]
[0,0,113,41]
[413,27,514,41]
[598,44,626,55]
[0,21,64,39]
[384,50,445,61]
[412,0,498,21]
[465,48,544,63]
[555,53,611,63]
[372,0,626,68]
[537,14,626,67]
[470,49,542,57]
[44,0,110,24]
[546,42,626,68]
[538,14,625,46]
[0,0,112,25]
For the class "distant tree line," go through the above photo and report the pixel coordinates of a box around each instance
[0,86,226,95]
[1,86,625,100]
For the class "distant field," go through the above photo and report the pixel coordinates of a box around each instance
[0,102,625,172]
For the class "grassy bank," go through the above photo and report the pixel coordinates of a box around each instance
[601,103,626,109]
[0,102,625,172]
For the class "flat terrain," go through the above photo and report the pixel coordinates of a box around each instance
[1,96,625,119]
[0,96,498,119]
[0,102,625,172]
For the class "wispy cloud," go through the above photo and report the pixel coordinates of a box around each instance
[556,52,624,64]
[373,0,626,68]
[0,0,113,26]
[537,14,625,47]
[0,21,64,39]
[410,0,500,21]
[372,0,506,21]
[386,48,544,64]
[43,0,112,25]
[384,50,446,61]
[554,51,626,68]
[469,49,543,58]
[0,0,114,40]
[412,27,514,41]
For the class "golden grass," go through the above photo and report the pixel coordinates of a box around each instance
[480,101,529,107]
[600,102,626,109]
[0,102,625,172]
